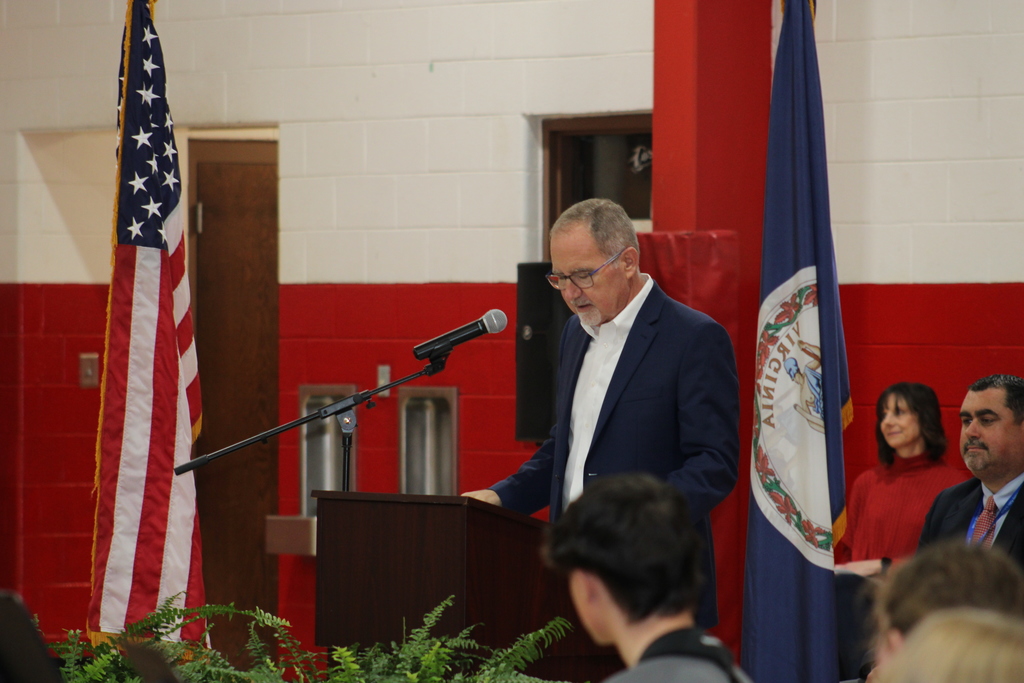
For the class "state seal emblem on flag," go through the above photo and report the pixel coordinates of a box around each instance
[752,265,835,568]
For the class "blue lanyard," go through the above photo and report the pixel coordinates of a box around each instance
[966,482,1023,544]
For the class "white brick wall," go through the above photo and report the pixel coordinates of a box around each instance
[817,0,1024,283]
[0,0,653,284]
[15,131,115,283]
[14,1,1022,286]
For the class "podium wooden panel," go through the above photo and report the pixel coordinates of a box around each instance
[313,491,620,682]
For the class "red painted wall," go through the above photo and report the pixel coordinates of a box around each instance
[272,281,1024,652]
[0,283,107,640]
[3,282,1024,652]
[839,283,1024,479]
[0,284,19,594]
[652,0,772,651]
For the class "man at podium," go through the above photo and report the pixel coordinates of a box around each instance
[463,198,739,628]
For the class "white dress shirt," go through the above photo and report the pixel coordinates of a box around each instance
[563,274,654,508]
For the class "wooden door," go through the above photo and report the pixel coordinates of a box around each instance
[189,140,278,661]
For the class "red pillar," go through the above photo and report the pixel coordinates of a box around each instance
[653,0,772,654]
[652,0,699,233]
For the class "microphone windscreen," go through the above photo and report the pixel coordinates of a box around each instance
[483,309,507,334]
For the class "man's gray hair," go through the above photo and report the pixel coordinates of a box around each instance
[551,198,639,257]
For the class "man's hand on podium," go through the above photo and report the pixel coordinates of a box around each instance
[461,489,502,506]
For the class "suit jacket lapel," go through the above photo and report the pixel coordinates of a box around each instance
[591,283,664,444]
[948,483,983,538]
[995,481,1024,554]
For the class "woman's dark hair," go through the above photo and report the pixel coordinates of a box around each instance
[875,382,947,465]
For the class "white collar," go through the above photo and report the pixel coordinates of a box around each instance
[581,274,653,340]
[982,469,1024,507]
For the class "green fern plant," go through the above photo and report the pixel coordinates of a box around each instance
[322,596,571,683]
[48,596,572,683]
[474,617,572,683]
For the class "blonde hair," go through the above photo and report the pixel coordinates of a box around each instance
[877,608,1024,683]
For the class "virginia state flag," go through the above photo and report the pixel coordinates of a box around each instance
[741,1,852,681]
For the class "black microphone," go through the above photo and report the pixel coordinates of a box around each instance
[413,309,507,360]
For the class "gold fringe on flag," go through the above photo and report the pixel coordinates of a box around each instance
[832,508,847,547]
[831,397,855,547]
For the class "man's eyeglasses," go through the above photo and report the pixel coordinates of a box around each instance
[545,248,626,290]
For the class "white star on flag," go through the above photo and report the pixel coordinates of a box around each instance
[132,129,152,149]
[128,173,148,194]
[142,197,162,218]
[126,217,144,239]
[136,85,159,106]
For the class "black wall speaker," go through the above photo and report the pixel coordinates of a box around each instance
[516,262,571,442]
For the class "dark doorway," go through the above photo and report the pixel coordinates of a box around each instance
[188,139,279,661]
[543,114,652,257]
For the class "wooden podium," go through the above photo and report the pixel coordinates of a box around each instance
[313,491,620,682]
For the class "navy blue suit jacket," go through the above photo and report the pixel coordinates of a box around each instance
[919,477,1024,568]
[491,282,740,626]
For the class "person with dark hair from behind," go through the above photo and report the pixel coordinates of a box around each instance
[919,374,1024,567]
[836,382,968,577]
[544,473,751,683]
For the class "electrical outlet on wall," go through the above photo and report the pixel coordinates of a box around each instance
[79,353,100,388]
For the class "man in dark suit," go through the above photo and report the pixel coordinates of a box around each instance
[919,374,1024,565]
[463,198,740,627]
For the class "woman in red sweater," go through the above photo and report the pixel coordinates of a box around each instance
[836,382,969,577]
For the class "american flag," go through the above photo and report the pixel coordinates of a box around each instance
[89,0,205,642]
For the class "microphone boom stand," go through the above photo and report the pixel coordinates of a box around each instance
[174,353,450,477]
